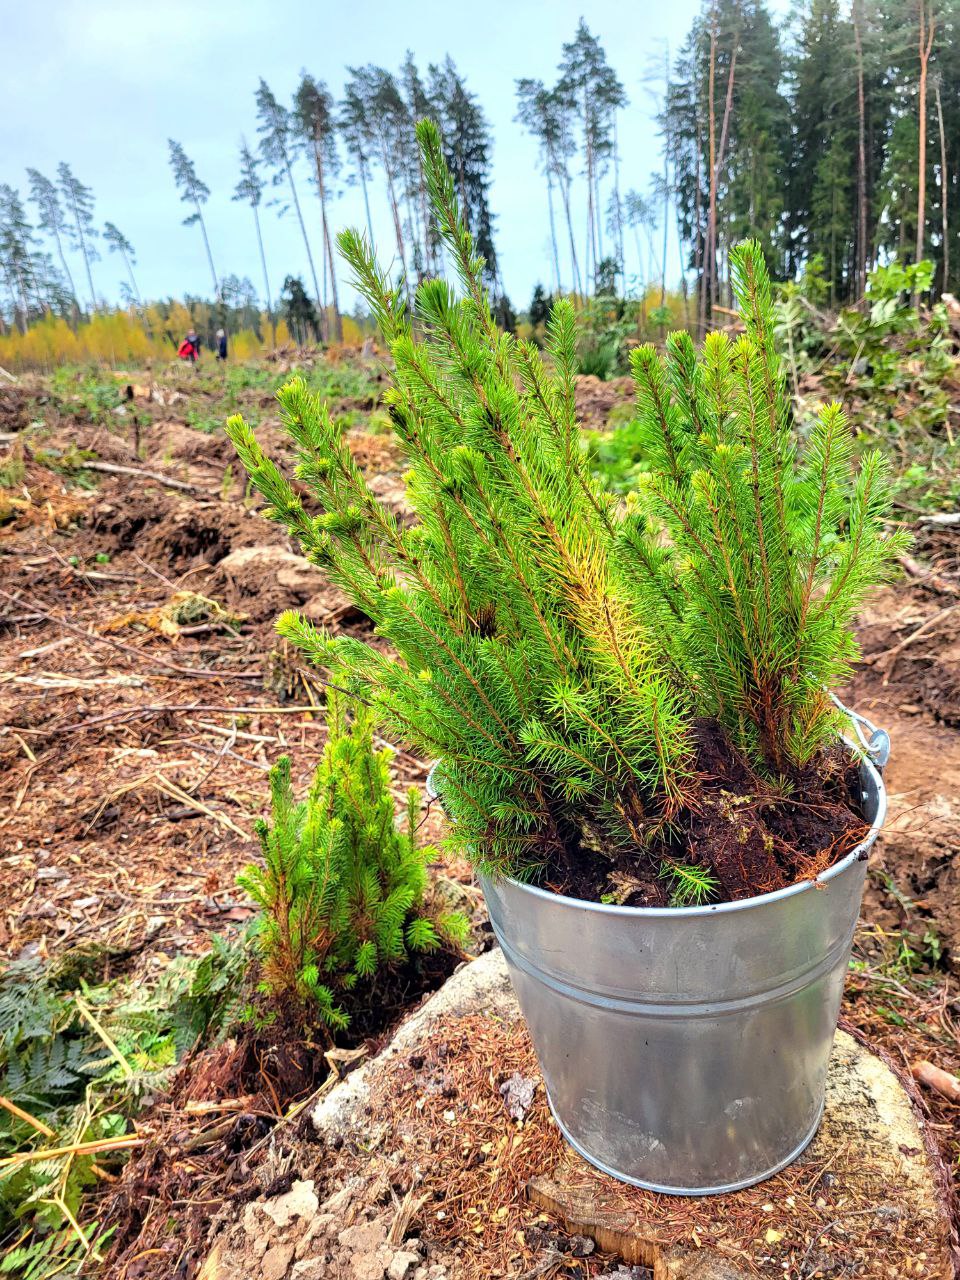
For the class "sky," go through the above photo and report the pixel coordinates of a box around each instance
[5,0,753,315]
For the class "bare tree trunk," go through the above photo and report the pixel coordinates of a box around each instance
[693,113,704,335]
[934,75,949,294]
[584,86,598,290]
[546,173,562,293]
[66,189,97,311]
[120,247,143,308]
[253,206,275,345]
[51,225,79,311]
[377,136,411,311]
[660,48,671,309]
[312,142,343,343]
[700,5,718,334]
[359,164,375,247]
[283,154,321,311]
[192,198,219,300]
[916,0,935,275]
[613,116,625,276]
[559,172,583,297]
[853,0,869,299]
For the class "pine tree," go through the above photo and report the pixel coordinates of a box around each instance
[0,185,41,329]
[238,695,467,1027]
[279,274,319,345]
[26,169,79,311]
[56,163,99,310]
[255,79,322,310]
[103,221,143,307]
[558,20,627,291]
[294,73,343,342]
[233,139,273,333]
[167,140,219,298]
[788,0,857,301]
[346,66,412,304]
[228,122,905,902]
[427,57,501,293]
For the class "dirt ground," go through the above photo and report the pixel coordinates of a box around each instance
[2,365,959,1276]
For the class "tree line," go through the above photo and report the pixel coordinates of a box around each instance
[3,4,960,339]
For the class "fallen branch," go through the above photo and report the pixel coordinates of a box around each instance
[919,512,960,526]
[83,460,204,494]
[896,554,960,599]
[912,1060,960,1103]
[0,1134,143,1169]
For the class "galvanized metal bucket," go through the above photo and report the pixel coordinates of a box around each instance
[476,717,888,1195]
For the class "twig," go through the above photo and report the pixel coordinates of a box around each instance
[912,1059,960,1103]
[0,1095,55,1138]
[863,602,957,684]
[0,586,261,682]
[73,995,133,1080]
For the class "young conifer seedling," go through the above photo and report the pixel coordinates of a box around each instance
[228,119,905,908]
[238,695,468,1028]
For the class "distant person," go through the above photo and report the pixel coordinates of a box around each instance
[178,328,201,362]
[216,328,228,361]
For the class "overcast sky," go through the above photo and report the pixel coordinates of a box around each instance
[4,0,766,314]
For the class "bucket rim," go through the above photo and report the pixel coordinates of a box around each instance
[445,740,887,919]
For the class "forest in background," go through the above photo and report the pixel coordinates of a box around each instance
[2,0,959,364]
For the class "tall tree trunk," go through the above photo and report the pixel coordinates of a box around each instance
[121,248,143,307]
[312,142,343,343]
[660,49,671,309]
[193,198,219,299]
[693,112,704,335]
[700,5,718,334]
[612,117,625,276]
[359,163,376,247]
[377,136,411,310]
[559,172,583,297]
[66,191,97,311]
[51,225,79,311]
[253,206,274,345]
[584,86,598,290]
[283,154,321,310]
[852,0,869,299]
[546,173,562,294]
[916,0,935,273]
[934,75,949,294]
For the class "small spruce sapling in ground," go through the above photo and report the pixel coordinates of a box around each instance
[228,119,905,906]
[238,695,467,1029]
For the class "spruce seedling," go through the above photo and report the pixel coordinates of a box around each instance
[238,695,466,1028]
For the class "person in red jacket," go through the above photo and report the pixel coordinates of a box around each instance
[178,328,201,362]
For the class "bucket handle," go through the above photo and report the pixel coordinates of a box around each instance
[827,691,891,768]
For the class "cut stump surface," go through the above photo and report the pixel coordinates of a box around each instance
[206,950,953,1279]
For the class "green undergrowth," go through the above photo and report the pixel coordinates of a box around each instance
[0,937,246,1278]
[590,257,960,510]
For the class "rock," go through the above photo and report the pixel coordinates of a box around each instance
[218,545,329,598]
[337,1219,388,1254]
[351,1247,391,1280]
[261,1240,296,1280]
[291,1261,328,1280]
[260,1179,319,1230]
[387,1251,421,1280]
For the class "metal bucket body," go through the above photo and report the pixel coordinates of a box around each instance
[481,756,886,1195]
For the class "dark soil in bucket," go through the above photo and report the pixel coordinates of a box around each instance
[541,718,868,907]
